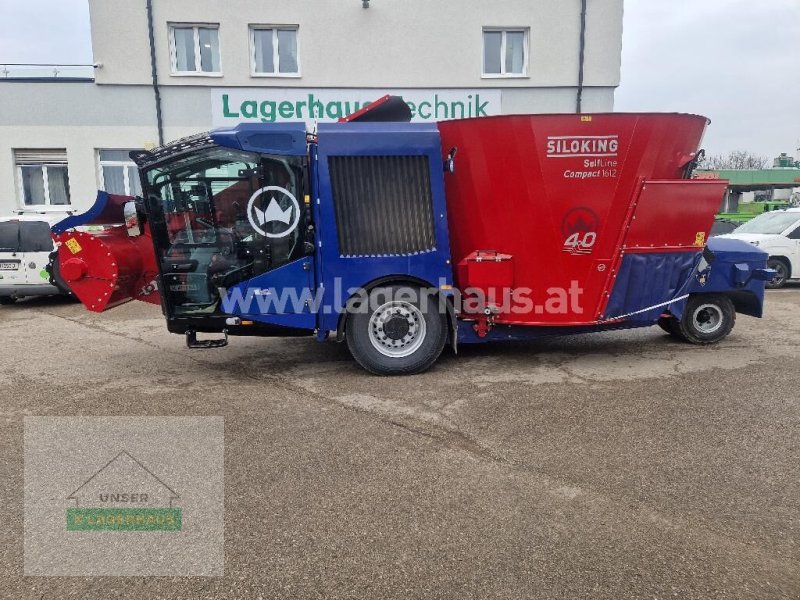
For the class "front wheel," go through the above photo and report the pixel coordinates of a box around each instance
[676,294,735,345]
[345,285,447,375]
[766,258,789,289]
[0,296,17,305]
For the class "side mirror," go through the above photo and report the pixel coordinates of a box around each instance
[124,201,141,237]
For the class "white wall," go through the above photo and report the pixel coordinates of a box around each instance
[0,126,156,215]
[90,0,623,89]
[0,83,158,214]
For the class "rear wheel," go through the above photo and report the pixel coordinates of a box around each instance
[766,258,789,289]
[346,285,447,375]
[676,294,735,345]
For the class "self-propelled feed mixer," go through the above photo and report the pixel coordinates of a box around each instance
[51,96,774,375]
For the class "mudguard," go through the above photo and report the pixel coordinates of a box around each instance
[667,237,772,319]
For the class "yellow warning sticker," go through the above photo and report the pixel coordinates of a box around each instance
[694,232,706,246]
[65,238,82,254]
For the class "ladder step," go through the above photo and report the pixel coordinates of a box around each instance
[185,330,228,349]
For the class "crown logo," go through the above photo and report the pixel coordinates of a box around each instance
[567,215,594,234]
[254,197,292,226]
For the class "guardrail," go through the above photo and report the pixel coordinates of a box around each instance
[1,63,95,79]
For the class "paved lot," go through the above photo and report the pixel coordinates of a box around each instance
[1,287,799,599]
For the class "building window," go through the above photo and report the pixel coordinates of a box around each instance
[169,24,221,75]
[99,150,142,197]
[250,26,300,76]
[14,150,71,207]
[483,28,528,77]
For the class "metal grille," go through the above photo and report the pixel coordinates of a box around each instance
[328,155,436,257]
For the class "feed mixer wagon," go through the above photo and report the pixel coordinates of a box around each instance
[50,97,774,374]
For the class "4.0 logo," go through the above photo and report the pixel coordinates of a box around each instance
[561,207,599,255]
[563,231,596,255]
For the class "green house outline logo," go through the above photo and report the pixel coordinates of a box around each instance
[66,450,182,532]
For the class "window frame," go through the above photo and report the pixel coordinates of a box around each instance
[783,220,800,239]
[481,27,529,79]
[168,23,222,77]
[15,163,71,209]
[97,150,142,197]
[249,25,301,78]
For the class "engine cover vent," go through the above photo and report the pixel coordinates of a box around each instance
[328,155,436,257]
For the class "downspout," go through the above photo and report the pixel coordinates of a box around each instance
[576,0,587,113]
[146,0,164,145]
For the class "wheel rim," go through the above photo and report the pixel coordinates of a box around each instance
[368,301,427,358]
[770,262,787,286]
[692,303,724,334]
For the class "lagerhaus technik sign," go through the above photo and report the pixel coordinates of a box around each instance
[211,88,502,127]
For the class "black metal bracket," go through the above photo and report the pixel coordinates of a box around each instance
[185,330,228,349]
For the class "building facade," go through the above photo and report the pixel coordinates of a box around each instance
[0,0,624,215]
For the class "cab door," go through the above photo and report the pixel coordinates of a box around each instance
[142,146,313,325]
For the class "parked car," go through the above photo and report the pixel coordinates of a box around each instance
[0,214,70,304]
[718,208,800,288]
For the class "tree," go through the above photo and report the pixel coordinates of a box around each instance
[699,150,769,170]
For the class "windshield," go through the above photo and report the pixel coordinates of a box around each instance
[734,212,800,235]
[144,146,306,316]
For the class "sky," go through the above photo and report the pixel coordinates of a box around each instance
[615,0,800,159]
[0,0,798,159]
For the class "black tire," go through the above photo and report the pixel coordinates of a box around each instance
[657,315,685,340]
[0,296,17,305]
[345,285,448,375]
[676,294,735,345]
[47,249,74,295]
[766,258,790,289]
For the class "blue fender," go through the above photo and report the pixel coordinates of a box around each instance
[668,237,772,319]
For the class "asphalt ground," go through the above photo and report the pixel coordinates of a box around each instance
[1,285,799,599]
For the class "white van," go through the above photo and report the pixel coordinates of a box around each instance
[0,214,69,304]
[718,207,800,289]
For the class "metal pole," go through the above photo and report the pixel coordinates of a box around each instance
[576,0,588,113]
[146,0,165,145]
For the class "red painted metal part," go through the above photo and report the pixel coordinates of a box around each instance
[53,225,160,312]
[621,180,727,252]
[438,113,724,326]
[457,250,514,315]
[338,94,391,122]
